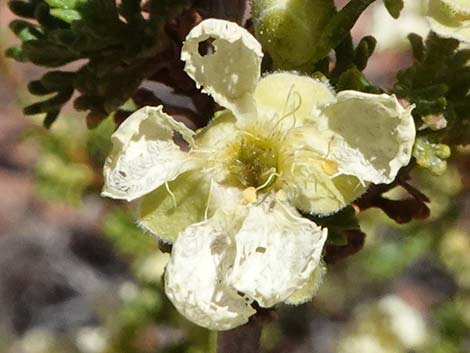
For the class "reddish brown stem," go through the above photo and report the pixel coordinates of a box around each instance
[217,320,262,353]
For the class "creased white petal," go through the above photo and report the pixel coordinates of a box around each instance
[254,72,335,129]
[165,211,256,331]
[227,201,327,308]
[437,0,470,14]
[427,0,470,43]
[181,19,263,118]
[102,106,199,201]
[322,91,415,184]
[284,261,326,305]
[279,133,367,215]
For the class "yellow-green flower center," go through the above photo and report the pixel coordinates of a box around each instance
[227,133,279,189]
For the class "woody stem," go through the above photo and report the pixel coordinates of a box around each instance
[216,320,262,353]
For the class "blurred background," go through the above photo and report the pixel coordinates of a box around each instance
[1,1,469,352]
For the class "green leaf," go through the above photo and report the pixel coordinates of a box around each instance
[28,81,53,95]
[45,0,86,9]
[23,40,78,66]
[34,2,66,29]
[50,8,82,22]
[119,0,144,25]
[5,46,29,62]
[408,33,424,61]
[9,20,42,41]
[353,35,376,71]
[7,0,183,128]
[43,111,60,128]
[8,0,38,19]
[41,70,75,89]
[336,66,381,93]
[384,0,404,19]
[24,88,73,115]
[395,32,470,148]
[28,71,74,95]
[312,0,376,63]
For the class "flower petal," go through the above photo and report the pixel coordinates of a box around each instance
[164,211,256,331]
[439,0,470,13]
[322,91,415,184]
[139,168,243,243]
[102,106,200,201]
[254,72,335,129]
[194,110,238,150]
[427,0,470,43]
[138,171,210,243]
[227,201,327,308]
[284,262,326,305]
[279,136,368,215]
[181,19,263,118]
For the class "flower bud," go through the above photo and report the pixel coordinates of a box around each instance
[252,0,335,70]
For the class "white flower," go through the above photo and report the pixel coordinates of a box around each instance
[101,19,416,330]
[427,0,470,42]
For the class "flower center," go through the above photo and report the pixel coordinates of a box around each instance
[228,133,279,189]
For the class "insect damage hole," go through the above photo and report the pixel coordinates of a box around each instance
[255,247,266,253]
[198,37,216,56]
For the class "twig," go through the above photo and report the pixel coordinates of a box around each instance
[217,320,262,353]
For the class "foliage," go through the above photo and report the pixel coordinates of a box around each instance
[4,0,470,351]
[7,0,188,127]
[395,34,470,174]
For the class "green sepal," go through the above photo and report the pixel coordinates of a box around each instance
[305,206,361,246]
[139,171,211,244]
[336,66,381,93]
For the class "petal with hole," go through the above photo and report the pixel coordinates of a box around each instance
[165,211,256,330]
[227,202,327,307]
[102,106,200,201]
[182,19,263,118]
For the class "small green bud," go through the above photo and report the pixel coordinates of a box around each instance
[252,0,335,71]
[413,136,451,175]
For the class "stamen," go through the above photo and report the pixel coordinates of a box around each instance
[255,170,279,192]
[238,130,262,140]
[282,84,296,117]
[242,187,258,205]
[321,160,339,176]
[165,182,177,209]
[270,86,302,136]
[204,178,214,220]
[323,135,335,159]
